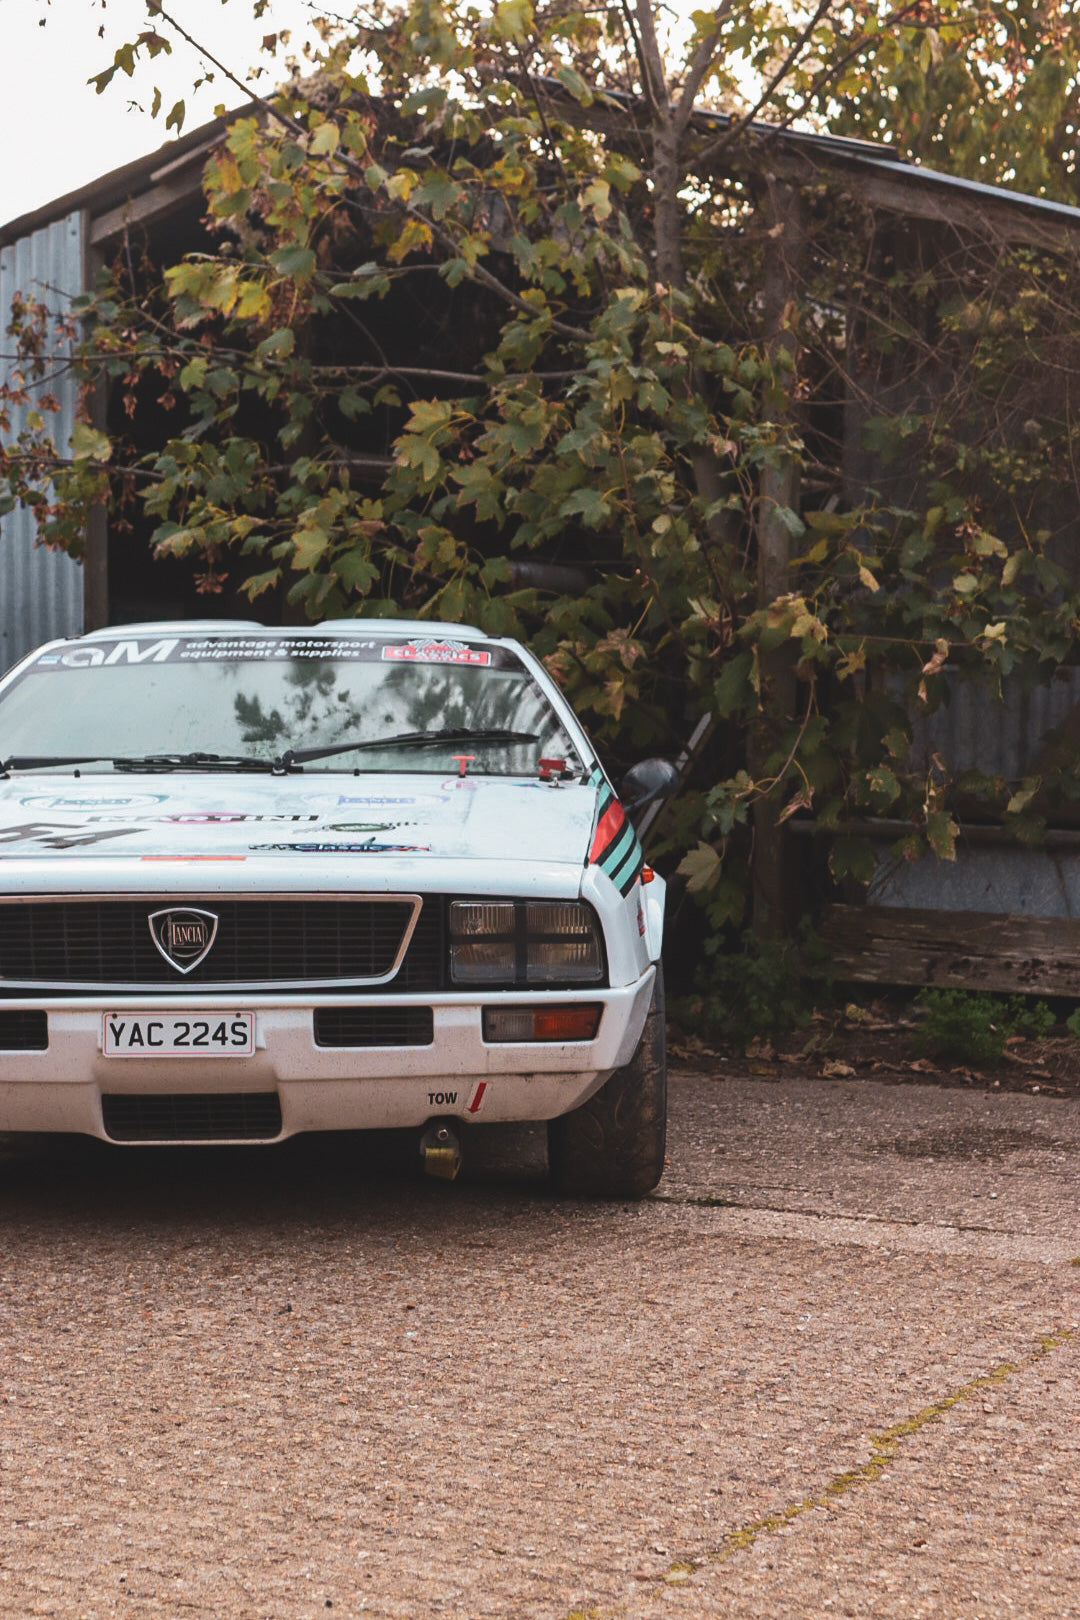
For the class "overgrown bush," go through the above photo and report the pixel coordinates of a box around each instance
[914,989,1054,1065]
[674,926,833,1051]
[7,2,1080,981]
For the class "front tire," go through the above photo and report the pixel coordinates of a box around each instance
[548,964,666,1198]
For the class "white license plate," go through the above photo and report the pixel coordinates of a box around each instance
[102,1012,255,1057]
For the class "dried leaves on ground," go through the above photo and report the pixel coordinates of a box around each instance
[668,995,1080,1098]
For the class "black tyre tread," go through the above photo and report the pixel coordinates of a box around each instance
[548,963,666,1198]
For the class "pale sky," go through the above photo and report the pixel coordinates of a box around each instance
[2,0,712,231]
[1,0,317,227]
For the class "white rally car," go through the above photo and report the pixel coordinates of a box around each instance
[0,620,669,1196]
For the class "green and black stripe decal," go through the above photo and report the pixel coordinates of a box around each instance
[586,766,643,895]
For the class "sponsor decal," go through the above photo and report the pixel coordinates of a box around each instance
[0,821,141,851]
[637,899,647,937]
[249,841,430,853]
[23,635,517,681]
[36,637,180,669]
[176,637,383,661]
[337,794,426,807]
[20,792,167,810]
[158,813,319,825]
[586,766,643,897]
[326,822,397,833]
[439,777,478,793]
[381,637,491,667]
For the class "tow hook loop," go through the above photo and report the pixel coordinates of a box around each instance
[420,1121,462,1181]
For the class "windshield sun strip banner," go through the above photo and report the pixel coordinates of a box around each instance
[586,766,643,896]
[25,634,513,672]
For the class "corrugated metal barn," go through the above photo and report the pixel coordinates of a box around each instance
[0,115,237,673]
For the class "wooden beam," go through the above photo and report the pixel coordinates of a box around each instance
[821,903,1080,996]
[751,179,803,935]
[80,211,109,632]
[89,164,207,247]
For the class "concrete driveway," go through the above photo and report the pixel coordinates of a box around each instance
[1,1070,1078,1618]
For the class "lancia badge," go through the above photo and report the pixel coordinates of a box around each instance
[148,907,219,973]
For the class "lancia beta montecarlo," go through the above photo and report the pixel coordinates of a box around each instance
[0,620,669,1197]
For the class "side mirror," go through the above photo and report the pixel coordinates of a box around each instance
[620,758,680,813]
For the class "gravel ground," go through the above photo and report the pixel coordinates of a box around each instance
[1,1072,1078,1619]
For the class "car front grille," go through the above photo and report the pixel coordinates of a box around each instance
[101,1092,283,1141]
[314,1006,435,1047]
[0,1010,48,1049]
[0,897,445,992]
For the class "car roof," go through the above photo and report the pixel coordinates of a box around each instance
[73,618,493,642]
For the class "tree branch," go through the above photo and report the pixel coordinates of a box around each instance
[630,0,670,118]
[148,4,591,343]
[673,2,738,137]
[697,0,833,159]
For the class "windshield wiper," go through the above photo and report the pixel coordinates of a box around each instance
[278,727,539,768]
[1,734,541,777]
[1,753,119,776]
[0,751,284,777]
[111,752,280,774]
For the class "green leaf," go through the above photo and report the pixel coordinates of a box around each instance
[414,170,460,220]
[926,811,958,861]
[491,0,534,41]
[677,841,722,894]
[829,836,876,884]
[269,245,316,279]
[1007,779,1040,815]
[255,328,295,359]
[69,422,111,462]
[241,569,282,600]
[292,527,330,570]
[397,437,441,482]
[582,178,611,221]
[555,63,592,102]
[866,764,900,807]
[338,385,371,420]
[309,121,340,156]
[336,550,379,592]
[559,487,610,527]
[714,651,754,717]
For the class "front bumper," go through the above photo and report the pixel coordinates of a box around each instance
[0,971,656,1142]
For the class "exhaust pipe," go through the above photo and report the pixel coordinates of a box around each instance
[419,1120,462,1181]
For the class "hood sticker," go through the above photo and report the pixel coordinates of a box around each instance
[248,841,430,854]
[0,821,141,850]
[20,792,168,810]
[586,766,643,896]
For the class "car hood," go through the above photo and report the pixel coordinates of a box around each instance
[0,773,598,866]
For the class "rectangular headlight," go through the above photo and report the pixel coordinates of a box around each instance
[449,900,604,987]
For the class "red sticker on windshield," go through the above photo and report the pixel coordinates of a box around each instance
[382,639,491,667]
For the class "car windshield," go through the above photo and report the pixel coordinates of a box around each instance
[0,631,582,776]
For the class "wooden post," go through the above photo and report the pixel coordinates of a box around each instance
[80,212,109,632]
[751,179,803,936]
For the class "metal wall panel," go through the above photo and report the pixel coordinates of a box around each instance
[907,667,1080,781]
[869,842,1080,917]
[0,212,85,674]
